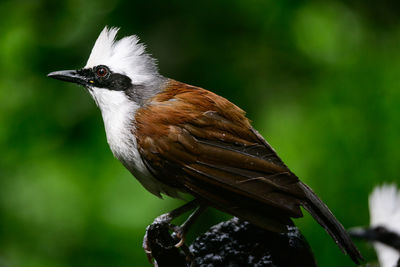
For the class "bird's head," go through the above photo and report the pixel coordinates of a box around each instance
[48,26,165,109]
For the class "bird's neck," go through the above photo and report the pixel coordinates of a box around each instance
[93,88,139,158]
[92,83,179,198]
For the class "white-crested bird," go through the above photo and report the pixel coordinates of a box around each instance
[48,26,362,264]
[350,185,400,267]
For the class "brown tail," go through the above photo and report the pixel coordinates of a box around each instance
[299,182,363,265]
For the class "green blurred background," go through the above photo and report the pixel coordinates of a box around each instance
[1,0,399,266]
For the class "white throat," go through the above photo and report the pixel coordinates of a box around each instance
[88,88,178,198]
[89,88,137,160]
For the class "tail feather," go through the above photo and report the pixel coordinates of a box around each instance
[299,182,363,265]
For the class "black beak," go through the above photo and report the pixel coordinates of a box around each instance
[47,70,89,86]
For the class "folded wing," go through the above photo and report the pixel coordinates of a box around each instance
[135,80,304,230]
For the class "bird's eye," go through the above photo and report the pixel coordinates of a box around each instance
[96,67,108,77]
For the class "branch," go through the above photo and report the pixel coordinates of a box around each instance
[145,217,317,266]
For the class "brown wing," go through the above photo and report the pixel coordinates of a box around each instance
[135,80,305,231]
[135,80,363,262]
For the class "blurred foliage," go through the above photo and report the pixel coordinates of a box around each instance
[0,0,399,266]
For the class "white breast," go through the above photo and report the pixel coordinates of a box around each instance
[88,88,179,198]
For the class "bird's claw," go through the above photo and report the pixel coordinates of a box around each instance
[170,225,185,248]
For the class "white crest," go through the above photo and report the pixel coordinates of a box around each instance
[369,184,400,229]
[369,184,400,267]
[85,26,159,84]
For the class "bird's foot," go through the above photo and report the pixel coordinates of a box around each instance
[142,200,201,264]
[143,217,188,265]
[170,224,186,248]
[170,228,193,261]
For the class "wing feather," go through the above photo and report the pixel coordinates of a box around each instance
[135,80,305,225]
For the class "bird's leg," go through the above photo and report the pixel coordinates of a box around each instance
[172,204,207,248]
[163,199,200,224]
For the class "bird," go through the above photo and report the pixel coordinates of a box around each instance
[48,26,363,264]
[349,184,400,267]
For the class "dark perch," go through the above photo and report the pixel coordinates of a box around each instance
[144,217,317,267]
